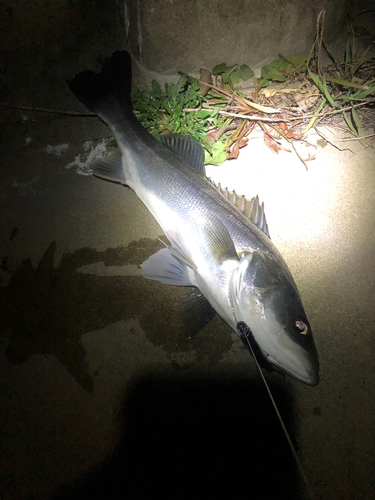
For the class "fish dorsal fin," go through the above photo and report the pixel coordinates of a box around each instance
[210,180,271,238]
[158,134,206,176]
[88,149,126,184]
[203,216,239,264]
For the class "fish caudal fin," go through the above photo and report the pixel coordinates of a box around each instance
[67,51,133,118]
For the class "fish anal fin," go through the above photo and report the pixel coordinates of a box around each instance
[89,150,127,185]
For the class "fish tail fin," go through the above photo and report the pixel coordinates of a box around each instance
[67,51,133,119]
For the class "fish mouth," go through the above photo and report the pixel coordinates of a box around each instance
[266,354,319,386]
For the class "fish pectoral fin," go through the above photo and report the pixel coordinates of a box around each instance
[89,150,127,185]
[203,216,239,265]
[158,134,206,177]
[141,248,195,286]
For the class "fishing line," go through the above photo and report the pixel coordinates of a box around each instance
[238,322,315,500]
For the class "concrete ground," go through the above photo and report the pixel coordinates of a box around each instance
[1,61,375,500]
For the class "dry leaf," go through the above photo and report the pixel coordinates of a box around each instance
[237,136,249,148]
[227,141,240,159]
[262,88,299,98]
[199,68,212,96]
[264,134,281,153]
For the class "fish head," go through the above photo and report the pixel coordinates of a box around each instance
[229,251,319,386]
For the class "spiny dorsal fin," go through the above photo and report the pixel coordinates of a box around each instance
[158,134,206,176]
[210,179,270,238]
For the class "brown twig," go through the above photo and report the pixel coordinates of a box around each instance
[316,10,326,79]
[0,102,95,116]
[201,82,281,113]
[218,110,289,122]
[314,126,353,152]
[291,141,309,170]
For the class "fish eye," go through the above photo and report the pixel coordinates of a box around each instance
[296,320,308,334]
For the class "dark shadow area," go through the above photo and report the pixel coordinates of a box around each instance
[0,239,230,392]
[55,374,302,500]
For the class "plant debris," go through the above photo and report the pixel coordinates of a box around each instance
[1,9,373,169]
[129,9,374,169]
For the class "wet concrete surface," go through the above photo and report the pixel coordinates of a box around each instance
[1,80,375,500]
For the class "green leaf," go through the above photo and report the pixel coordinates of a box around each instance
[221,64,238,84]
[307,38,317,68]
[239,64,254,80]
[174,101,183,114]
[230,64,254,84]
[287,54,307,69]
[151,80,162,99]
[322,74,339,108]
[349,85,375,100]
[261,55,307,83]
[212,63,228,76]
[325,77,369,90]
[176,74,187,93]
[163,99,172,114]
[351,106,361,133]
[307,69,323,91]
[342,110,356,135]
[308,69,339,108]
[205,147,228,166]
[169,83,177,101]
[257,78,270,90]
[261,59,289,82]
[196,109,211,119]
[303,98,326,134]
[345,39,351,74]
[133,101,150,113]
[203,137,229,166]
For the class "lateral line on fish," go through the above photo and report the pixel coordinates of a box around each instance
[243,333,315,500]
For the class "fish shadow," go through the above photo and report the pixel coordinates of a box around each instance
[55,373,302,500]
[1,239,232,392]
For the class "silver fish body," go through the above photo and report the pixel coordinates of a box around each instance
[68,51,319,385]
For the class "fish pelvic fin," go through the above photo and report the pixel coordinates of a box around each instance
[67,51,133,118]
[141,247,196,286]
[141,226,198,286]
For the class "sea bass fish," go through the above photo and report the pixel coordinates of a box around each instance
[68,51,319,385]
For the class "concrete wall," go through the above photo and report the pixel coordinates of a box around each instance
[0,0,363,109]
[126,0,349,73]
